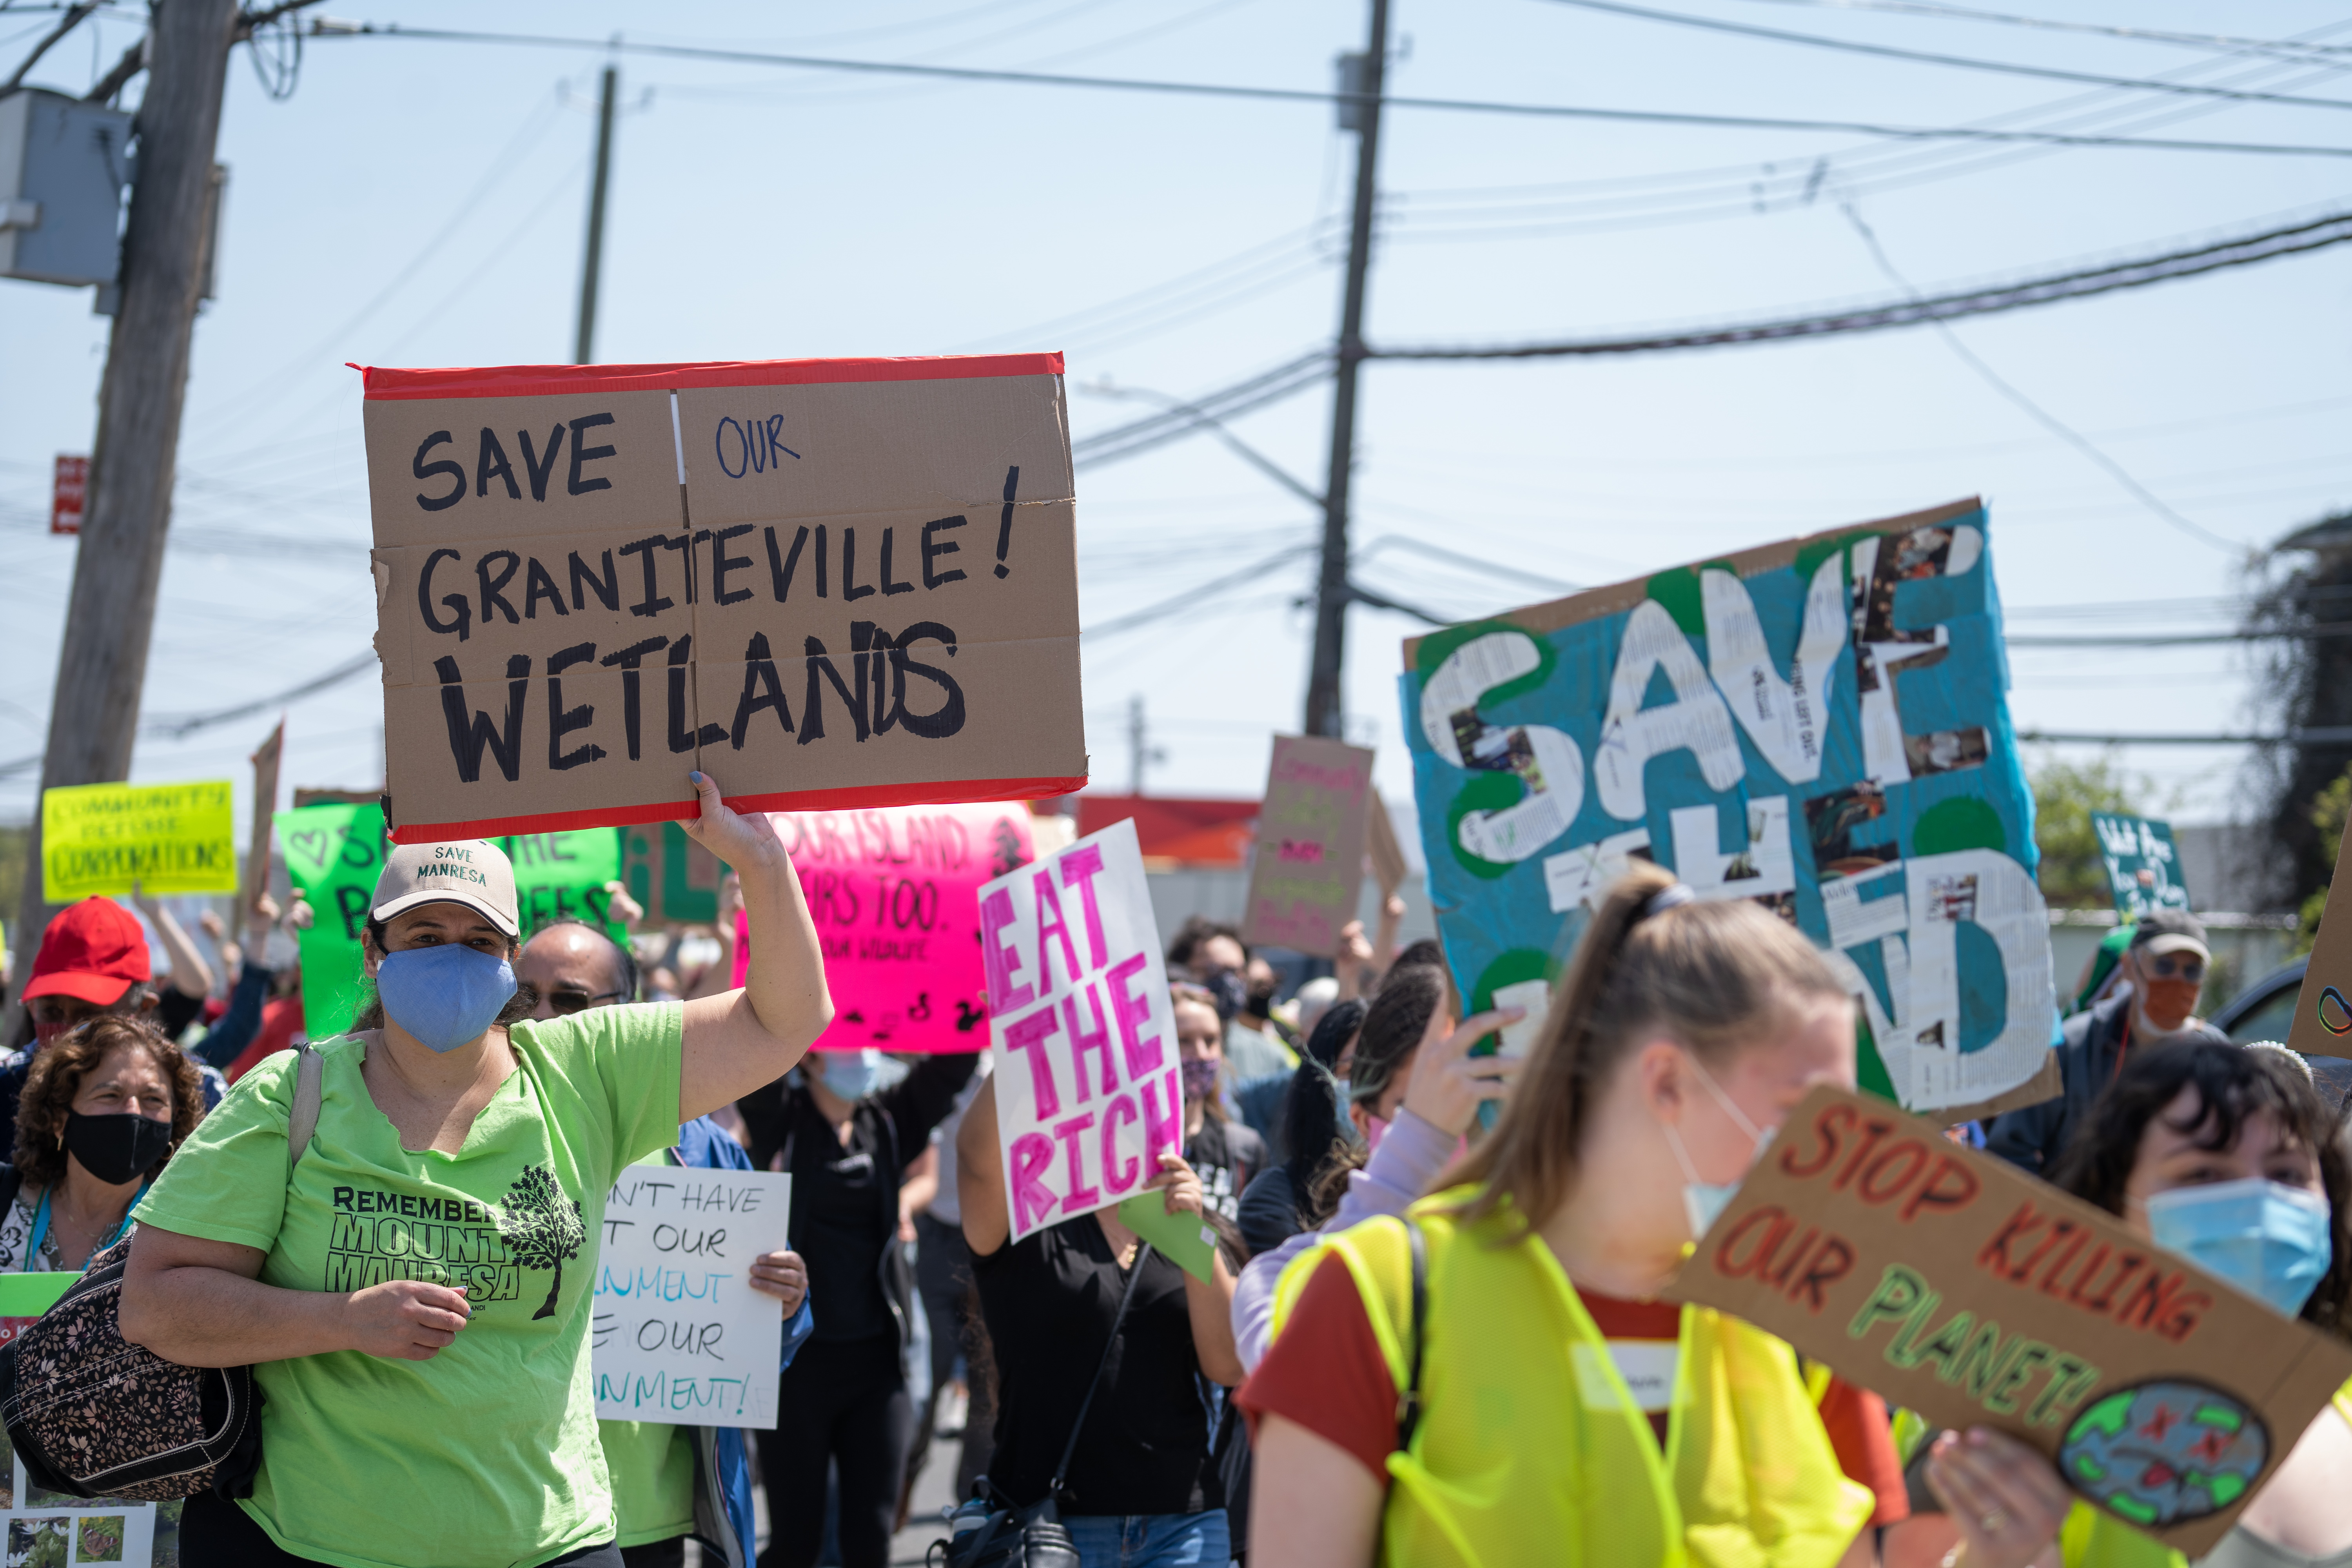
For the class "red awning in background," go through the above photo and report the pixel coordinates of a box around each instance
[1074,795,1258,868]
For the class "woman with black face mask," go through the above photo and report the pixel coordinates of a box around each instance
[0,1014,201,1273]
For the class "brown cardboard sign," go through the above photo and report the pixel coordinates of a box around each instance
[359,356,1087,844]
[1665,1083,2352,1555]
[1366,793,1407,898]
[243,720,283,916]
[2288,829,2352,1058]
[1239,735,1375,956]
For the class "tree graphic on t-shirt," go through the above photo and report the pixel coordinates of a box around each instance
[497,1165,584,1320]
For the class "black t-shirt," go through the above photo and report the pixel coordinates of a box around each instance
[971,1215,1221,1517]
[737,1053,977,1345]
[1185,1116,1263,1228]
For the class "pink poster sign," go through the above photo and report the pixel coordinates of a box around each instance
[737,804,1038,1053]
[980,817,1183,1243]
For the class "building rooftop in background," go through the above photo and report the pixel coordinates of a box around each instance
[1076,795,1258,869]
[2276,513,2352,554]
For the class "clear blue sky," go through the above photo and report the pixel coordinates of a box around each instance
[5,0,2349,848]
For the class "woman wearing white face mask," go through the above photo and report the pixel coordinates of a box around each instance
[1242,866,1987,1568]
[1919,1039,2352,1568]
[735,1043,980,1568]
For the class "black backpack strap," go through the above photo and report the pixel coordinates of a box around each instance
[1396,1218,1428,1454]
[1047,1241,1153,1505]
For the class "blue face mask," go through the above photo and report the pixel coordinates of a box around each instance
[820,1050,884,1102]
[374,944,517,1054]
[2145,1177,2334,1319]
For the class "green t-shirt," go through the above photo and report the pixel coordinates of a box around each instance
[138,1004,685,1568]
[598,1151,698,1548]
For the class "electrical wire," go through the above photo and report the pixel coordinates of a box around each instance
[306,23,2352,157]
[1835,201,2239,554]
[1072,350,1332,468]
[192,87,570,434]
[1364,204,2352,361]
[1082,544,1316,641]
[1722,0,2352,65]
[1541,0,2352,115]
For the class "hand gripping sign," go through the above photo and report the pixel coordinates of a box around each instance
[1665,1084,2352,1557]
[358,355,1086,844]
[980,818,1183,1244]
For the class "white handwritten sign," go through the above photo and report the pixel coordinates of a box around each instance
[591,1166,791,1428]
[981,817,1181,1244]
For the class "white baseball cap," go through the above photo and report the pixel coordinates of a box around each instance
[371,840,520,937]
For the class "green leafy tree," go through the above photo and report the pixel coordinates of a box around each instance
[2029,753,2143,910]
[2297,762,2352,955]
[498,1165,585,1320]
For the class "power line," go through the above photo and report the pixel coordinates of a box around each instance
[1071,350,1331,468]
[305,22,2352,157]
[2006,627,2352,648]
[1365,205,2352,361]
[1081,544,1316,642]
[1544,0,2352,115]
[1725,0,2352,65]
[2021,729,2352,746]
[1836,201,2237,554]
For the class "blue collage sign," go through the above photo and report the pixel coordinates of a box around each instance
[1400,500,2057,1114]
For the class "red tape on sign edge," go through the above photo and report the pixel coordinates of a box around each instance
[386,776,1089,843]
[356,354,1065,400]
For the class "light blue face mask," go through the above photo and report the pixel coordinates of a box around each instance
[820,1049,885,1102]
[375,943,517,1054]
[1664,1054,1775,1241]
[2145,1177,2333,1319]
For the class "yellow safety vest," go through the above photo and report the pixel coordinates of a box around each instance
[1269,1190,1876,1568]
[2058,1382,2352,1568]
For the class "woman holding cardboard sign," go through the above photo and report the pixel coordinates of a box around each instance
[1241,863,2059,1568]
[117,771,833,1568]
[1947,1038,2352,1568]
[956,1064,1244,1568]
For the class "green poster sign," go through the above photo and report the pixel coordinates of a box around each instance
[2090,811,2191,919]
[499,830,628,941]
[274,801,386,1039]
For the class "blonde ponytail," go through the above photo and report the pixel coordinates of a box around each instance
[1446,863,1847,1235]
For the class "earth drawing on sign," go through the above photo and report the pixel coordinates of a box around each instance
[2059,1380,2270,1529]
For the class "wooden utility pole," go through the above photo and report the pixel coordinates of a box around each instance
[574,62,617,365]
[11,0,240,994]
[1303,0,1390,740]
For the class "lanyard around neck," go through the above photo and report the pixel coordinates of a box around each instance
[29,1182,148,1270]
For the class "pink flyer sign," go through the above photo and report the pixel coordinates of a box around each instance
[738,804,1038,1053]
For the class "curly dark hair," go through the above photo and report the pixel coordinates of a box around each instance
[14,1016,204,1187]
[2050,1039,2352,1342]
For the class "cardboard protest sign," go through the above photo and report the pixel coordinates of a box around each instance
[592,1166,791,1428]
[1366,794,1408,899]
[2092,811,2191,920]
[980,818,1182,1244]
[499,828,627,940]
[358,356,1087,845]
[1239,735,1374,956]
[739,804,1035,1053]
[2288,826,2352,1058]
[1400,500,2060,1116]
[41,780,237,902]
[1666,1083,2352,1554]
[275,800,386,1039]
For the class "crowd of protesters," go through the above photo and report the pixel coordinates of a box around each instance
[4,781,2351,1568]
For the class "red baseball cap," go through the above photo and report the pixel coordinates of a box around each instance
[22,897,151,1007]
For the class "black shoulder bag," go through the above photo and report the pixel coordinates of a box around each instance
[0,1044,323,1500]
[933,1241,1154,1568]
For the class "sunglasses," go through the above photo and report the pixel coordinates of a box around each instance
[546,987,630,1015]
[2144,953,2205,982]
